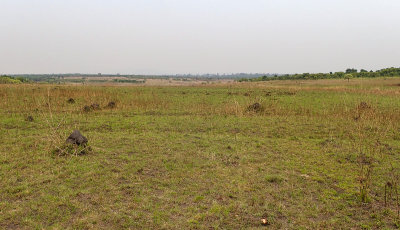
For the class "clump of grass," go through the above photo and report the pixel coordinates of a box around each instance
[385,164,400,220]
[265,175,284,184]
[353,101,375,121]
[358,154,374,203]
[276,90,296,96]
[52,143,92,156]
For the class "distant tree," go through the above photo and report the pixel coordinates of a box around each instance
[346,68,358,73]
[334,72,345,78]
[360,69,368,73]
[344,74,353,82]
[16,77,29,82]
[0,75,22,84]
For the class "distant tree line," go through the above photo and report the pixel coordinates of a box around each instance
[112,79,145,83]
[13,73,277,82]
[238,67,400,82]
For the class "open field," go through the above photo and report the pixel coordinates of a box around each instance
[2,78,400,229]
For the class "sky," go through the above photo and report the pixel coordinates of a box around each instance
[0,0,399,75]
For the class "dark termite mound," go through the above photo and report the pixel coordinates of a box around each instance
[106,101,116,109]
[90,103,100,110]
[358,102,370,110]
[53,130,90,156]
[83,103,101,112]
[67,98,75,104]
[247,103,264,113]
[83,105,91,112]
[25,115,34,122]
[66,130,88,146]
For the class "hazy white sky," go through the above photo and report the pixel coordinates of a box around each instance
[1,0,399,74]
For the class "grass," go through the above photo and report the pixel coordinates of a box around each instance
[1,78,400,228]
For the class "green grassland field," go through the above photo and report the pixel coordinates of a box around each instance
[2,77,400,229]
